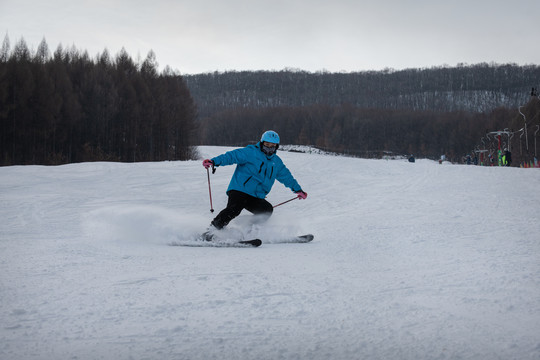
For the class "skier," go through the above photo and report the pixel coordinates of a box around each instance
[201,130,307,241]
[503,148,512,167]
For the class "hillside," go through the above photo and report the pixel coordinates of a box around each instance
[186,65,540,161]
[185,64,540,117]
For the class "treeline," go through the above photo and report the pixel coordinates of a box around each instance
[199,104,518,162]
[2,33,537,165]
[0,36,197,166]
[184,64,540,117]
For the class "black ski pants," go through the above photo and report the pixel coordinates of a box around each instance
[211,190,273,229]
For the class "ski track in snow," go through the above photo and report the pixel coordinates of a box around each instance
[1,146,540,360]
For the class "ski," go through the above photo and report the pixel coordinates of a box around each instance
[270,234,314,243]
[170,234,312,247]
[238,239,263,247]
[170,238,262,248]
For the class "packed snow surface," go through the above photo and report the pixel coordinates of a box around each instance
[1,146,539,360]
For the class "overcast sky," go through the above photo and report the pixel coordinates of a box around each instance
[1,0,539,74]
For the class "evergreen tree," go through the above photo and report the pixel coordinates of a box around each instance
[0,36,197,165]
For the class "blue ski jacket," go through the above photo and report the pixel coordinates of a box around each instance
[211,143,302,199]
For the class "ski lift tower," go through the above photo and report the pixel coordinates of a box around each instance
[473,137,489,166]
[519,106,529,154]
[535,125,539,165]
[487,130,512,166]
[475,147,489,166]
[535,125,539,156]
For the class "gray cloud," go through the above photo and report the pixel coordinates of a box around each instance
[1,0,538,74]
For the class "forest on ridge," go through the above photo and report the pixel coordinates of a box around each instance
[1,34,539,166]
[186,66,540,163]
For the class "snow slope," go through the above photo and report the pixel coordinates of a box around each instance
[1,146,539,360]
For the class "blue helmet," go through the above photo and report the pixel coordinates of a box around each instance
[261,130,280,144]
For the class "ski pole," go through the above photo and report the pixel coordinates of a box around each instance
[273,196,299,208]
[206,167,214,213]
